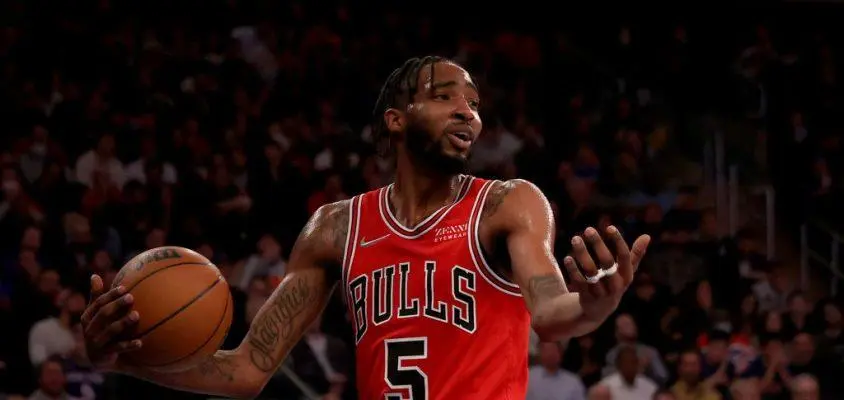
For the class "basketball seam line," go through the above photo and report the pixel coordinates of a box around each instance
[133,276,222,339]
[136,288,231,368]
[124,261,213,292]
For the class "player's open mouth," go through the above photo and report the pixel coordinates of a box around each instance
[447,132,473,150]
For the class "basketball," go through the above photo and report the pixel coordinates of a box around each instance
[111,246,233,373]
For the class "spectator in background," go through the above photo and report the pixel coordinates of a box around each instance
[783,291,813,338]
[729,379,761,400]
[599,346,658,400]
[752,267,794,313]
[758,311,784,338]
[671,350,720,400]
[63,325,103,400]
[788,332,842,397]
[124,137,177,186]
[287,315,348,400]
[789,374,819,400]
[586,384,611,400]
[73,134,125,190]
[28,290,85,366]
[527,342,586,400]
[562,334,603,388]
[815,300,844,364]
[620,272,671,348]
[604,314,669,385]
[244,276,270,325]
[0,166,43,228]
[700,330,735,396]
[230,233,286,291]
[468,119,523,173]
[28,356,78,400]
[306,172,349,214]
[654,390,678,400]
[756,335,790,399]
[733,229,768,285]
[12,123,66,185]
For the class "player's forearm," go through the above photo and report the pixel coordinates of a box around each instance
[118,272,332,398]
[118,350,263,399]
[531,292,584,340]
[531,292,608,340]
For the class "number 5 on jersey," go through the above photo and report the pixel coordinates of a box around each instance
[384,337,428,400]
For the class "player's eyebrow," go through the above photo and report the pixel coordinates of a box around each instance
[430,80,479,94]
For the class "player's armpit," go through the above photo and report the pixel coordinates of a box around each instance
[485,180,584,340]
[118,201,349,398]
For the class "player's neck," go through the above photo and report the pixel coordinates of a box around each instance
[391,157,461,226]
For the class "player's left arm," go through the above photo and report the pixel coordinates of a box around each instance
[482,179,647,340]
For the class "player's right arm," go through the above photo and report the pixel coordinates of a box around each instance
[81,201,350,399]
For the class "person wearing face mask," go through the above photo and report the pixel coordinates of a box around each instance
[28,290,86,366]
[13,123,66,185]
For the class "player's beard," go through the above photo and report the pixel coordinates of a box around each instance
[404,120,468,176]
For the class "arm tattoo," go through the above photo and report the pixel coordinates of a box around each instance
[196,352,236,381]
[481,180,516,220]
[527,274,567,305]
[244,201,347,373]
[325,201,351,252]
[247,274,317,372]
[295,200,351,256]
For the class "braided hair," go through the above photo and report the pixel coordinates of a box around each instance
[371,55,451,156]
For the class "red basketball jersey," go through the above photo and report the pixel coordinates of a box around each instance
[341,176,530,400]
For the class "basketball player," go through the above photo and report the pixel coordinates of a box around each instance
[81,56,650,399]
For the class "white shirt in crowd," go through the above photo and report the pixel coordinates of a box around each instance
[526,366,586,400]
[74,151,126,188]
[28,318,75,365]
[124,159,178,185]
[599,372,658,400]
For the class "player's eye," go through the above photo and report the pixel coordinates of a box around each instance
[468,99,480,109]
[434,93,450,101]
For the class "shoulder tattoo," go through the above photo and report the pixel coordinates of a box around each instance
[297,199,351,256]
[321,200,351,252]
[481,180,517,220]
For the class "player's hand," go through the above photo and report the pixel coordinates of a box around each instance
[80,274,143,370]
[562,226,650,323]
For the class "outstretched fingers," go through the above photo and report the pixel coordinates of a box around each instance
[82,275,121,326]
[609,227,650,284]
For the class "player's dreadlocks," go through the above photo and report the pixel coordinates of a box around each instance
[371,55,450,156]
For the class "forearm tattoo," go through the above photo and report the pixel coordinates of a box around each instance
[527,274,567,305]
[245,201,349,373]
[196,351,236,381]
[247,275,316,372]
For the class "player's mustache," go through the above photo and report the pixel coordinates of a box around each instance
[442,124,476,143]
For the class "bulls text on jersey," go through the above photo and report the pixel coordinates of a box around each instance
[348,260,477,343]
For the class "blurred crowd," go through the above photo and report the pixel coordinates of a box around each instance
[1,1,844,399]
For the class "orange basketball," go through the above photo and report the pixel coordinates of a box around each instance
[112,246,232,372]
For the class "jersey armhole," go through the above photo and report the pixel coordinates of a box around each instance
[341,195,362,292]
[467,180,522,297]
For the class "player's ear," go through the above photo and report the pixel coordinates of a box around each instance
[383,108,405,135]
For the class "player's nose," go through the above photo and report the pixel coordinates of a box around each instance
[451,102,475,123]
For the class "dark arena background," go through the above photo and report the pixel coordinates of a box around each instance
[2,0,844,399]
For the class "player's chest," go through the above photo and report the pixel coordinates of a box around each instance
[345,236,479,342]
